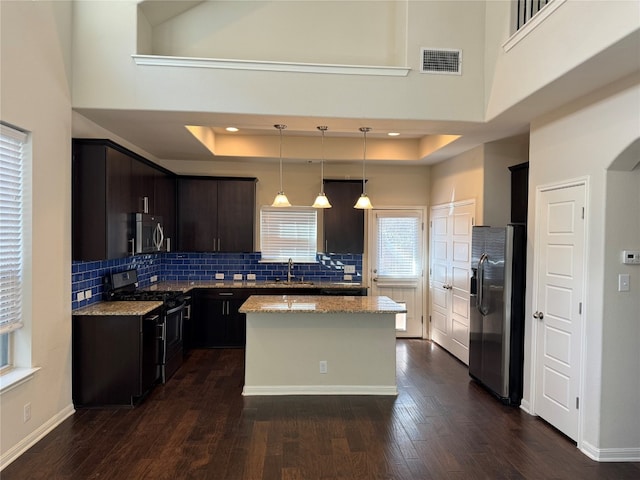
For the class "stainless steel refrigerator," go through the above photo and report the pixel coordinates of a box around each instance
[469,224,526,405]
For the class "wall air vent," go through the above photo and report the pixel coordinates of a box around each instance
[420,48,462,75]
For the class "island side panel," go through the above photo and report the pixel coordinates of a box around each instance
[243,311,397,395]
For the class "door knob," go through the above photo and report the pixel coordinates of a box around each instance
[533,311,544,319]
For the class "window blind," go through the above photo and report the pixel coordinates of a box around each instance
[0,124,27,335]
[376,216,420,278]
[260,207,317,263]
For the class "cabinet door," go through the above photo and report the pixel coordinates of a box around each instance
[131,159,156,214]
[105,147,134,259]
[155,172,176,249]
[217,179,256,252]
[72,142,108,261]
[178,178,218,252]
[192,290,248,347]
[323,180,364,253]
[192,291,226,348]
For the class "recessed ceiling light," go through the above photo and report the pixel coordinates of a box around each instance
[388,132,400,137]
[226,127,239,132]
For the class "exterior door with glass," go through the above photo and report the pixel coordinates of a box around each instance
[369,209,425,338]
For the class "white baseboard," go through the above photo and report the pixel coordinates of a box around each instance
[1,404,75,471]
[581,441,640,462]
[242,385,398,396]
[519,399,533,415]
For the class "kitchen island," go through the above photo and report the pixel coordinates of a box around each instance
[239,295,406,396]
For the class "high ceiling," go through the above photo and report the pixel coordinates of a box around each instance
[77,1,638,165]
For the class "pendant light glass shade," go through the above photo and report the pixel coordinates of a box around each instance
[354,127,373,209]
[312,126,332,209]
[272,124,291,207]
[354,193,373,209]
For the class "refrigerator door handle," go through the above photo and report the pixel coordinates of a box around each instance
[477,253,490,315]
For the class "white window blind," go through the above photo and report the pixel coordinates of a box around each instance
[376,216,420,278]
[260,207,317,263]
[0,124,26,336]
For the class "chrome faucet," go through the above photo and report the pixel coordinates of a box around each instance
[287,258,294,282]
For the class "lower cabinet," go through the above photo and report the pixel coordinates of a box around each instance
[192,289,249,348]
[72,308,161,408]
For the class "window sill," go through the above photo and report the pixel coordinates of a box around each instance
[0,367,41,395]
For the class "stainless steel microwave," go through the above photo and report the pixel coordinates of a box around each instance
[135,213,167,254]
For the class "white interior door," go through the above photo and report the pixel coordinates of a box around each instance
[369,209,424,338]
[533,183,585,441]
[429,201,474,364]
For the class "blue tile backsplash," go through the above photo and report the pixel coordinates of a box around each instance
[72,252,363,310]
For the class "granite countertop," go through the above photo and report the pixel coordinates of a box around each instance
[144,280,365,293]
[72,301,163,316]
[239,295,406,314]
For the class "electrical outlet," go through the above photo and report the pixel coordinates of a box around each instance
[215,273,224,280]
[85,289,92,299]
[247,274,256,281]
[76,291,85,302]
[151,275,158,283]
[343,274,353,281]
[344,265,356,274]
[23,403,31,423]
[319,360,328,374]
[233,274,243,281]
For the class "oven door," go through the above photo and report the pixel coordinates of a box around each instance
[159,301,184,383]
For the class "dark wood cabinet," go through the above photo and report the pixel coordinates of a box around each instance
[72,308,161,407]
[72,139,177,261]
[323,180,365,253]
[177,177,256,252]
[154,171,177,250]
[192,289,249,348]
[73,141,134,261]
[509,162,529,224]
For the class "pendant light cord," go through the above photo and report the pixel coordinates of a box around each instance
[360,127,371,195]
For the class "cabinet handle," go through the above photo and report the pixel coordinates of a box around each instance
[129,238,135,256]
[143,196,149,214]
[219,293,233,296]
[218,238,221,252]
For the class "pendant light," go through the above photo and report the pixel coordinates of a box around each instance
[312,126,332,209]
[354,127,373,209]
[272,124,291,207]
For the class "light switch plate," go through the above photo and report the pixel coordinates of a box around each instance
[215,273,224,280]
[344,265,356,274]
[618,273,630,292]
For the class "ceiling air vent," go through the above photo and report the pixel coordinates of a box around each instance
[420,48,462,75]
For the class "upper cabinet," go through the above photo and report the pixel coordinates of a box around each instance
[72,139,176,261]
[177,176,256,253]
[323,180,364,253]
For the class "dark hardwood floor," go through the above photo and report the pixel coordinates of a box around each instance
[4,340,639,479]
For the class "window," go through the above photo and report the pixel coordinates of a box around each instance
[0,124,27,372]
[260,207,317,263]
[376,215,420,279]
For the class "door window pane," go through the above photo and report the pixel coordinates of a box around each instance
[376,216,420,278]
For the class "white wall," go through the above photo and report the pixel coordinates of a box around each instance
[0,0,74,468]
[73,1,486,125]
[526,74,640,458]
[601,166,640,449]
[485,0,640,121]
[429,139,527,226]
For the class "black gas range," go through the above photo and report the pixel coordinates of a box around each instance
[104,269,185,384]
